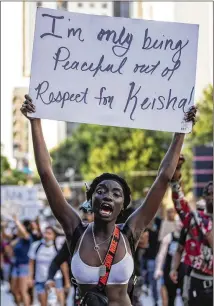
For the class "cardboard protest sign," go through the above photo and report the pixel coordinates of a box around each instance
[1,186,42,220]
[29,7,199,133]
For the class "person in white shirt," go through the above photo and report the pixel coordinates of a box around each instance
[28,226,64,306]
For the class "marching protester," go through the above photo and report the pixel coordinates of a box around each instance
[157,207,178,306]
[46,204,94,306]
[0,231,6,285]
[10,217,33,306]
[46,241,72,306]
[170,199,206,305]
[45,202,138,306]
[158,207,177,242]
[132,230,149,306]
[143,215,162,306]
[20,94,197,306]
[0,227,13,286]
[28,226,68,306]
[169,156,213,306]
[154,218,185,306]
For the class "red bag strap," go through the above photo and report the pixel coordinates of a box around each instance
[97,226,120,290]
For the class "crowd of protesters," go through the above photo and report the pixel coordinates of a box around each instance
[1,157,213,306]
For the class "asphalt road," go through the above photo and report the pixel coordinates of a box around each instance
[1,282,183,306]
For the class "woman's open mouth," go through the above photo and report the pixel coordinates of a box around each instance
[99,203,113,217]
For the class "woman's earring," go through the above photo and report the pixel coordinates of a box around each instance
[85,182,90,192]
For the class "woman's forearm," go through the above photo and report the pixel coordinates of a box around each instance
[29,260,35,279]
[126,133,186,237]
[30,119,52,176]
[206,231,213,250]
[29,119,81,235]
[10,238,19,247]
[35,217,42,237]
[171,249,182,272]
[14,219,29,239]
[155,236,170,272]
[60,262,70,285]
[158,133,185,180]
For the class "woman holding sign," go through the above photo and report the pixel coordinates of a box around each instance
[21,95,196,306]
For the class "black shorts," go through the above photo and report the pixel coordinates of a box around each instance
[189,276,213,306]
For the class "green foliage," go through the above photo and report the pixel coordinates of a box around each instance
[81,127,172,199]
[1,153,28,185]
[1,154,10,177]
[51,125,172,199]
[187,84,213,146]
[1,150,40,185]
[182,84,213,193]
[50,85,213,198]
[1,168,28,185]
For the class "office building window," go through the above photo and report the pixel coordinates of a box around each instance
[12,88,29,160]
[57,1,68,10]
[37,2,42,7]
[23,1,57,77]
[114,1,130,18]
[66,122,79,137]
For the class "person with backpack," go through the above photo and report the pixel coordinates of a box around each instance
[21,94,196,306]
[28,226,65,306]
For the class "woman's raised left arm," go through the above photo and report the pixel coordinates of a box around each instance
[125,106,196,244]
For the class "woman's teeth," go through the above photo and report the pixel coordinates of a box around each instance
[100,209,111,216]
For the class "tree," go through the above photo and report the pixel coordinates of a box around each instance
[50,128,95,181]
[50,85,213,198]
[187,84,213,146]
[1,168,28,185]
[1,154,10,177]
[1,149,40,185]
[181,84,213,193]
[83,127,173,199]
[51,125,172,199]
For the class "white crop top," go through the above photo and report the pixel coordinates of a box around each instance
[71,227,134,285]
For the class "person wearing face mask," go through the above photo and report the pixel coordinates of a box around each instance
[154,219,184,306]
[169,156,213,306]
[28,226,65,306]
[21,94,197,306]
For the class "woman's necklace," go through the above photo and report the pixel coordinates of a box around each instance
[92,225,114,277]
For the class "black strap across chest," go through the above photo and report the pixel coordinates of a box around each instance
[68,223,136,292]
[68,223,135,259]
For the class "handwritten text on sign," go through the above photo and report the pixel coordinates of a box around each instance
[29,8,199,133]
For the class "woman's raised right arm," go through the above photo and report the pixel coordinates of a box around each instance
[21,95,81,238]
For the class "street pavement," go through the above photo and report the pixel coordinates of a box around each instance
[1,282,183,306]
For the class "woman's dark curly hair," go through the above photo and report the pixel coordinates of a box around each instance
[86,173,131,210]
